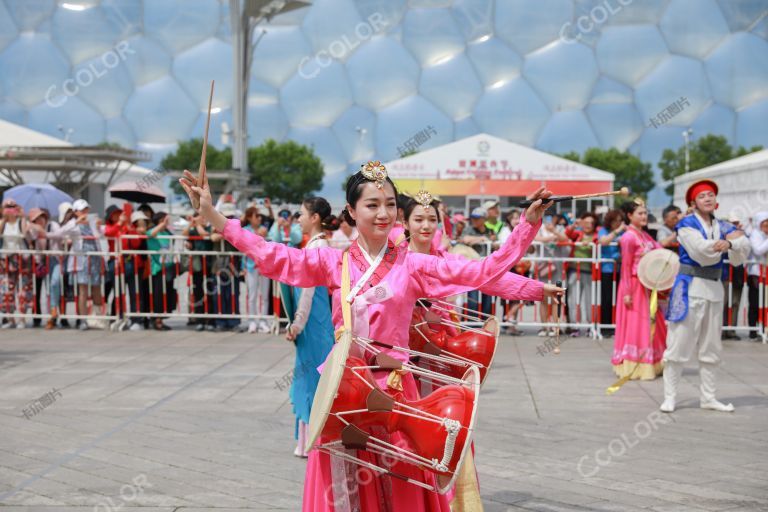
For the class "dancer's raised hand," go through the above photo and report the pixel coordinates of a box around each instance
[179,169,213,212]
[179,169,227,231]
[523,186,554,225]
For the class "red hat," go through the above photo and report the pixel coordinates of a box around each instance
[685,179,718,205]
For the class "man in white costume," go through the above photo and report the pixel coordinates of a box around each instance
[661,180,751,413]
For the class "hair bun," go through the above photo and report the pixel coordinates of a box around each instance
[322,214,341,231]
[341,208,356,227]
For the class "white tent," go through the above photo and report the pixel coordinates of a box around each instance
[385,133,615,213]
[673,149,768,224]
[0,119,154,213]
[0,119,152,185]
[0,118,72,148]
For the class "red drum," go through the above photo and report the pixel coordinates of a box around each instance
[307,331,480,493]
[410,305,499,384]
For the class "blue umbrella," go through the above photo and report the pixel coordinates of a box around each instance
[2,183,74,214]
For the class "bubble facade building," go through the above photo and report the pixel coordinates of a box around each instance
[0,0,766,204]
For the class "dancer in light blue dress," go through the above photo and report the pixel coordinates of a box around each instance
[285,196,337,457]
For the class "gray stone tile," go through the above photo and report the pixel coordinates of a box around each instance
[0,330,766,510]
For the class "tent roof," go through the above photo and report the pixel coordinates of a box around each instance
[674,149,768,183]
[0,119,154,185]
[385,133,614,182]
[384,133,614,198]
[0,119,72,148]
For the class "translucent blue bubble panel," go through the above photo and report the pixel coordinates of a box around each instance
[0,0,765,205]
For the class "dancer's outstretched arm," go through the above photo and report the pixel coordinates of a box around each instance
[179,170,334,289]
[410,188,562,301]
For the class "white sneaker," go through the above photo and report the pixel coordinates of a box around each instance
[700,399,734,412]
[0,322,12,329]
[537,329,548,337]
[129,322,143,331]
[660,398,676,413]
[257,321,272,333]
[248,321,257,334]
[16,322,26,329]
[79,323,89,331]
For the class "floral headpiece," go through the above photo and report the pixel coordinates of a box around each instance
[361,160,387,189]
[414,189,433,208]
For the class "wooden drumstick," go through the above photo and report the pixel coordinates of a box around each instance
[518,187,629,208]
[192,80,215,210]
[553,280,562,355]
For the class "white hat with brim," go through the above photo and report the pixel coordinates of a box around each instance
[72,199,90,212]
[131,211,149,224]
[217,202,239,218]
[470,207,487,219]
[58,202,73,223]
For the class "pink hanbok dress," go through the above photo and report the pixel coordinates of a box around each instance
[418,245,545,511]
[611,227,667,380]
[221,215,541,511]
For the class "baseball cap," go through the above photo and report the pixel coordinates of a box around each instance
[278,208,291,219]
[482,199,499,210]
[470,207,487,219]
[72,199,90,211]
[131,211,149,223]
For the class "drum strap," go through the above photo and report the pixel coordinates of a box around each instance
[341,251,352,332]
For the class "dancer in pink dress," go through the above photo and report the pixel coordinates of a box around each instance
[180,161,555,511]
[404,190,553,304]
[402,190,563,511]
[612,198,667,380]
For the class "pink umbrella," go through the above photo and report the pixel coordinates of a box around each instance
[108,180,166,204]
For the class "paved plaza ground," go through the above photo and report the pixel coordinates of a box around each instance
[0,328,766,511]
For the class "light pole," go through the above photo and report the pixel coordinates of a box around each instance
[682,128,693,173]
[230,0,312,185]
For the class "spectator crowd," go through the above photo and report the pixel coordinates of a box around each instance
[1,193,767,340]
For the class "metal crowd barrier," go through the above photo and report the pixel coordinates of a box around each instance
[116,234,279,331]
[1,235,766,343]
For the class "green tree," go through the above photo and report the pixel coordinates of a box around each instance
[658,134,763,198]
[248,139,324,203]
[561,151,581,163]
[160,138,232,195]
[564,148,655,205]
[160,138,232,173]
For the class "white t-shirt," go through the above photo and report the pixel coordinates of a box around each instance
[1,220,24,251]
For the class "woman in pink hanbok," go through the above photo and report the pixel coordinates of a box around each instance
[612,198,667,380]
[402,191,562,511]
[180,162,556,512]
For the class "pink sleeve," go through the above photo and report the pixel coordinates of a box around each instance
[438,252,544,301]
[480,271,544,301]
[221,219,335,288]
[431,229,444,253]
[410,216,542,298]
